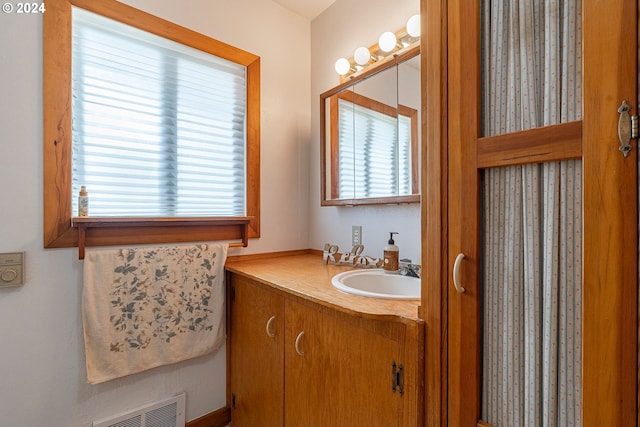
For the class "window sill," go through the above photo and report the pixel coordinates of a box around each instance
[72,216,252,260]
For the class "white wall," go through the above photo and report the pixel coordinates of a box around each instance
[310,0,422,263]
[0,0,310,424]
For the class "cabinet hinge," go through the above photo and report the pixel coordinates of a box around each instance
[229,283,235,303]
[391,361,404,396]
[232,393,236,408]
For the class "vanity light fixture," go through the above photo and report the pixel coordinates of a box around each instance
[334,57,353,76]
[406,14,420,37]
[334,13,420,80]
[378,31,398,52]
[354,46,373,66]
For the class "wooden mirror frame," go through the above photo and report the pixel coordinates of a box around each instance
[319,44,421,206]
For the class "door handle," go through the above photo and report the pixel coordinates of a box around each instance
[265,315,276,338]
[453,253,466,293]
[618,100,637,157]
[295,331,305,356]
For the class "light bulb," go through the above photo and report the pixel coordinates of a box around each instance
[334,58,351,75]
[406,14,420,37]
[354,47,371,66]
[378,31,397,53]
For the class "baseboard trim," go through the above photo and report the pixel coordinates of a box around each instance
[186,406,231,427]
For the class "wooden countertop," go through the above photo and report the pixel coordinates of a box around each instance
[225,253,422,322]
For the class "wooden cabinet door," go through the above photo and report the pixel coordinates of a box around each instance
[431,1,639,426]
[229,275,285,427]
[284,300,403,427]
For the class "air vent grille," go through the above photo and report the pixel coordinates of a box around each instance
[108,415,142,427]
[93,393,185,427]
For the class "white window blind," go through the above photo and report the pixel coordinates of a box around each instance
[71,8,247,217]
[337,99,412,199]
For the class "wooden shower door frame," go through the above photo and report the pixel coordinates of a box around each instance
[421,0,639,426]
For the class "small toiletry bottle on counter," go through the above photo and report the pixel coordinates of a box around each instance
[78,186,89,217]
[383,232,399,272]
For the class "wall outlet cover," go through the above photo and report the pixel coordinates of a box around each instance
[351,225,362,245]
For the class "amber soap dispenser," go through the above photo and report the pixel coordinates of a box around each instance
[383,232,399,272]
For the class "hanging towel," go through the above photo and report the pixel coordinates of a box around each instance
[82,242,228,384]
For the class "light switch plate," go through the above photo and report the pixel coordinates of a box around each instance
[0,252,24,287]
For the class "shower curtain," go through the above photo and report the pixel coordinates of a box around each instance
[481,1,582,426]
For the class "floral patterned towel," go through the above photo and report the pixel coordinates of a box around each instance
[82,243,228,384]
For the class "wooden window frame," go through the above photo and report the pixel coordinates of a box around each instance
[43,0,260,254]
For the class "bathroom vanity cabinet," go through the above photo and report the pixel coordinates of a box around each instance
[226,254,424,427]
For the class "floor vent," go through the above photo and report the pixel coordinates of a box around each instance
[93,393,186,427]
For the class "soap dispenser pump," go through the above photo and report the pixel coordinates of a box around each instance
[383,232,399,272]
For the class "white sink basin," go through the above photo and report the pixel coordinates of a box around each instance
[331,269,420,300]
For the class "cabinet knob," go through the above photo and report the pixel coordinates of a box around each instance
[266,315,276,338]
[295,331,305,356]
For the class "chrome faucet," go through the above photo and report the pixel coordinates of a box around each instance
[399,259,421,278]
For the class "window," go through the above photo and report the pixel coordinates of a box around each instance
[72,9,248,217]
[44,0,260,252]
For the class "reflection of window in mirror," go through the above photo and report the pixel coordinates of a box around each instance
[329,91,417,199]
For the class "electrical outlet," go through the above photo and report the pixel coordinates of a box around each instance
[351,225,362,245]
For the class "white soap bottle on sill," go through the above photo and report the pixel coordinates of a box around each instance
[78,186,89,217]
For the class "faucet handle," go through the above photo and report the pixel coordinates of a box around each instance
[399,260,421,278]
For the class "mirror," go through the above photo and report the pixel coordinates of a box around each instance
[320,45,420,206]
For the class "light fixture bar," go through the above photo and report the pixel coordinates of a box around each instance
[334,14,420,82]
